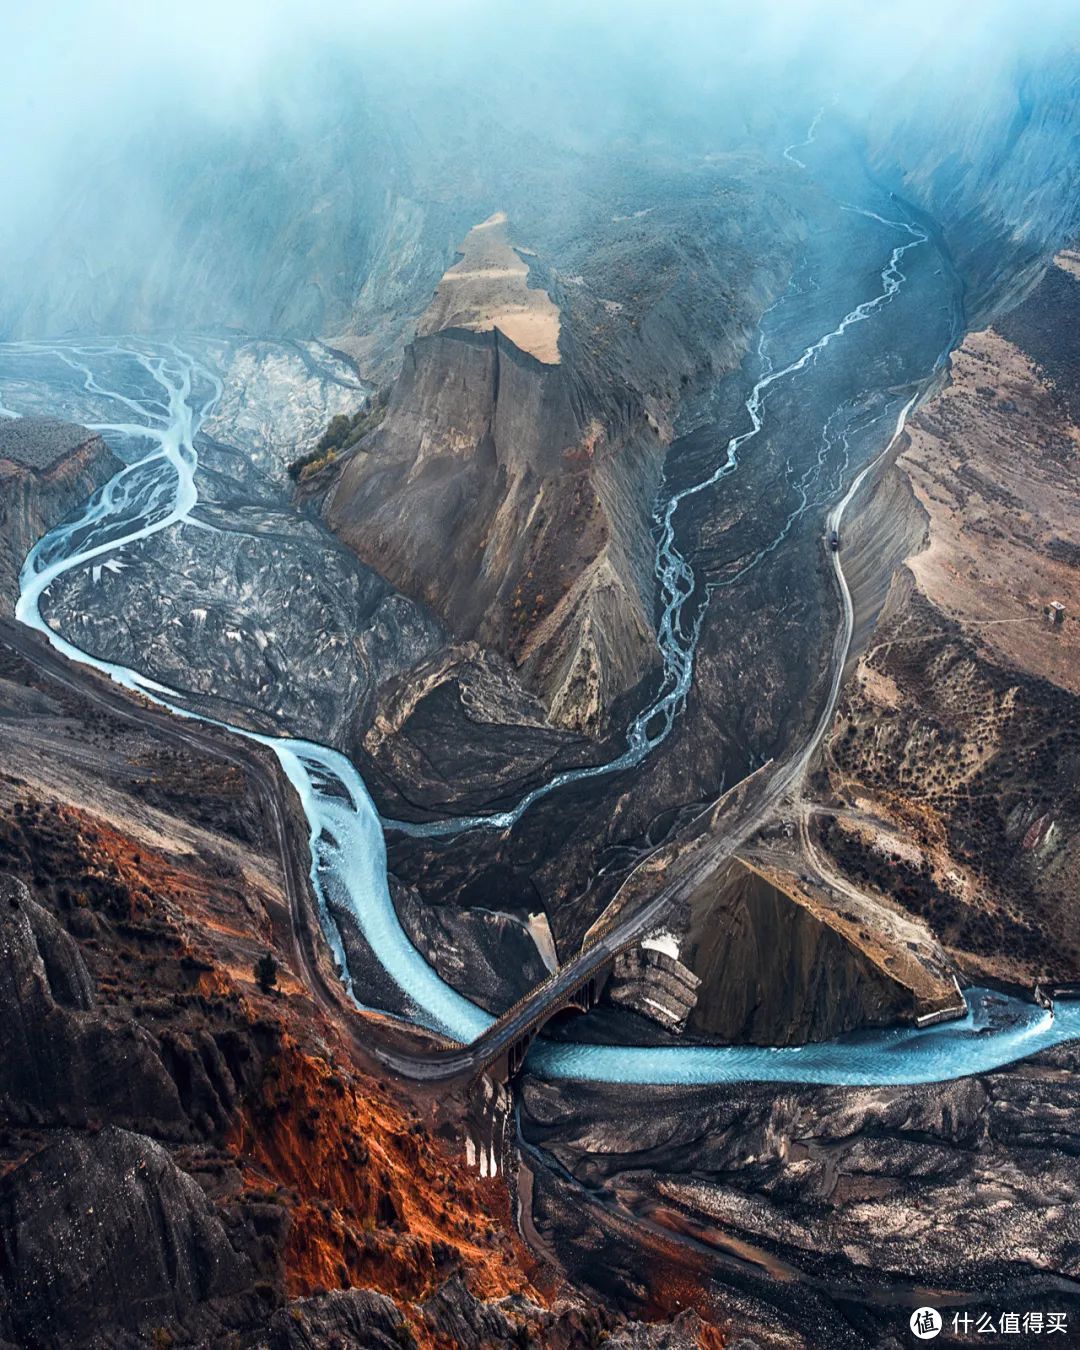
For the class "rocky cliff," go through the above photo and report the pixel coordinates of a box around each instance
[870,52,1080,321]
[814,256,1080,988]
[324,194,801,734]
[0,417,120,607]
[324,289,659,734]
[678,859,931,1045]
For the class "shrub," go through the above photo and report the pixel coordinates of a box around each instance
[254,951,279,994]
[287,388,390,481]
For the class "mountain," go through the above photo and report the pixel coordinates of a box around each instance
[814,251,1080,988]
[321,171,804,733]
[869,50,1080,319]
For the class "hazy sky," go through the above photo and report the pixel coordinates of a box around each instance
[5,0,1076,218]
[6,0,1077,144]
[2,0,1076,337]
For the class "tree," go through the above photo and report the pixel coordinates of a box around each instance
[319,413,352,452]
[254,951,279,995]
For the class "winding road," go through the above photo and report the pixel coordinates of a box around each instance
[6,333,1080,1091]
[5,187,1079,1091]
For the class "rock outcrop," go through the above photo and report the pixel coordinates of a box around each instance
[258,1274,720,1349]
[323,193,800,735]
[816,258,1080,988]
[396,882,551,1014]
[0,1127,256,1348]
[324,215,664,735]
[0,417,120,607]
[0,876,185,1131]
[678,860,935,1045]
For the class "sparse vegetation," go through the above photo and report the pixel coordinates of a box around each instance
[287,446,337,483]
[255,950,279,994]
[287,388,390,482]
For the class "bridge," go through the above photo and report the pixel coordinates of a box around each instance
[375,938,621,1088]
[490,960,612,1080]
[373,763,788,1090]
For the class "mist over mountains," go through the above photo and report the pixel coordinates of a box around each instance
[4,5,1080,1345]
[2,0,1077,345]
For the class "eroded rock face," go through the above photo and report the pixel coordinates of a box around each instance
[260,1273,721,1350]
[0,1127,255,1349]
[260,1288,405,1349]
[676,860,923,1045]
[0,875,185,1131]
[0,417,120,606]
[360,640,597,819]
[323,191,802,736]
[324,318,661,737]
[520,1049,1080,1345]
[816,263,1080,988]
[396,882,550,1013]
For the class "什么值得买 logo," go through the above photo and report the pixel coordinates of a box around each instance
[910,1307,942,1340]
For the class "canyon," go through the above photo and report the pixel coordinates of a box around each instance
[2,14,1080,1348]
[515,248,1080,1345]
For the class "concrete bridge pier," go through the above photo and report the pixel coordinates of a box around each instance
[462,1074,513,1178]
[488,960,612,1084]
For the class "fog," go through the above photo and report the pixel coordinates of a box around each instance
[2,0,1078,338]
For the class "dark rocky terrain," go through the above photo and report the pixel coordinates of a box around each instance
[0,417,119,604]
[519,1044,1080,1347]
[0,621,720,1349]
[997,256,1080,424]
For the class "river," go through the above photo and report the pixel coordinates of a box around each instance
[6,226,1080,1088]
